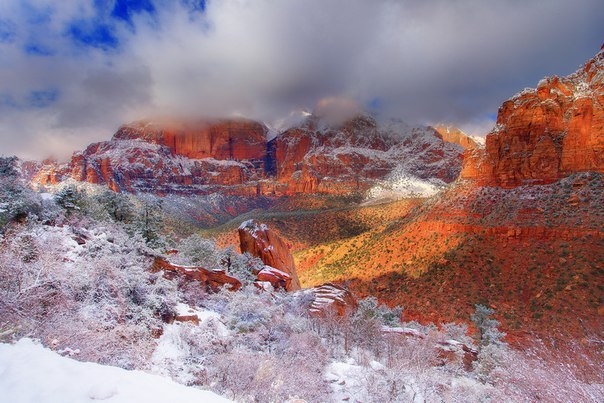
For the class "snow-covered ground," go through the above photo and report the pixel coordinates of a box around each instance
[0,338,232,403]
[365,169,446,200]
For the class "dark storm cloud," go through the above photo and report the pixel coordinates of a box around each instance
[0,0,602,160]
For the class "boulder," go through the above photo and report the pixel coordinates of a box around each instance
[256,265,293,291]
[150,256,241,291]
[238,220,301,291]
[308,283,357,316]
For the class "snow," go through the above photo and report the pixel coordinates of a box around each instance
[366,170,446,200]
[175,302,224,325]
[0,338,232,403]
[259,265,289,278]
[238,219,255,230]
[381,326,424,338]
[264,109,312,140]
[325,358,390,402]
[470,135,486,146]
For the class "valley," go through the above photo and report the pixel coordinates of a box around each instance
[1,44,603,402]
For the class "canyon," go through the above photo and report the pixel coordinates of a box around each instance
[20,48,604,344]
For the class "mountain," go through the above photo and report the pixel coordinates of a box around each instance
[462,49,603,187]
[288,49,604,342]
[18,47,604,349]
[434,125,480,150]
[31,114,463,198]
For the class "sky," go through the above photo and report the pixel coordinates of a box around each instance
[0,0,602,161]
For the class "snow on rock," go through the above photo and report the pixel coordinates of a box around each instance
[238,220,301,291]
[381,326,425,338]
[151,256,242,291]
[366,170,446,200]
[307,283,357,316]
[0,338,232,403]
[256,265,293,290]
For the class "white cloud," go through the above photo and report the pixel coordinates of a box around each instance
[0,0,603,160]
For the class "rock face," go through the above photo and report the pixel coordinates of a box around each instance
[31,114,463,197]
[256,265,294,291]
[264,116,463,195]
[113,119,267,162]
[462,49,604,187]
[238,220,301,291]
[434,125,479,150]
[307,283,357,316]
[150,256,242,291]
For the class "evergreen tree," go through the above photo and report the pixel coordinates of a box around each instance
[0,157,40,229]
[54,185,85,216]
[134,199,164,248]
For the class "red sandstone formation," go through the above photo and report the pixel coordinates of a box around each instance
[462,49,604,187]
[113,119,267,161]
[307,283,357,316]
[31,114,463,196]
[267,116,463,195]
[434,125,479,150]
[150,256,242,291]
[238,219,301,291]
[256,265,294,291]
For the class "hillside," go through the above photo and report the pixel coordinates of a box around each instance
[293,49,604,343]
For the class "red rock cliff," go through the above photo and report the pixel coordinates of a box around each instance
[114,119,268,161]
[32,114,463,197]
[462,49,604,187]
[238,220,301,291]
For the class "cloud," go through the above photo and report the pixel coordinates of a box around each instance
[0,0,603,160]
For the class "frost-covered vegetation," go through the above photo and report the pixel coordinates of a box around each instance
[0,157,602,402]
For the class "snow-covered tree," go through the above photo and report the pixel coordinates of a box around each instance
[471,304,507,383]
[54,185,86,216]
[133,199,164,248]
[0,157,41,230]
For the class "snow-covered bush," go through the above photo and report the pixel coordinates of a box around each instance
[172,234,222,269]
[470,304,507,382]
[0,157,42,230]
[89,190,136,224]
[0,218,179,368]
[223,248,262,284]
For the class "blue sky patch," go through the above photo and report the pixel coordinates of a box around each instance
[24,43,54,56]
[111,0,156,24]
[367,97,383,111]
[67,21,119,50]
[0,93,18,109]
[0,20,16,43]
[28,89,59,108]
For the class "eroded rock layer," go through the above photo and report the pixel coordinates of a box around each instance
[462,49,604,187]
[238,220,301,291]
[32,115,463,197]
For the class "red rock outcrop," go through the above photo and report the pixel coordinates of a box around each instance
[238,220,301,291]
[255,265,294,291]
[31,114,464,197]
[307,283,357,316]
[462,49,604,187]
[150,256,242,291]
[267,115,463,195]
[434,125,479,150]
[33,139,261,195]
[114,119,268,162]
